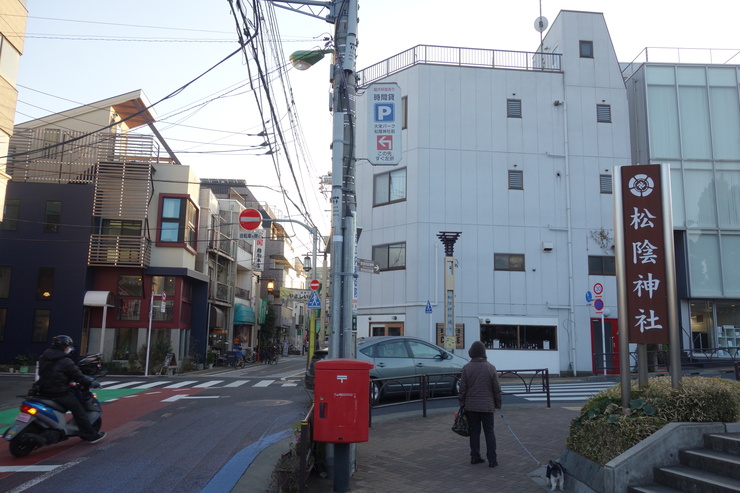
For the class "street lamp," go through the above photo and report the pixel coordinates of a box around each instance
[267,280,275,295]
[303,254,312,273]
[289,49,333,71]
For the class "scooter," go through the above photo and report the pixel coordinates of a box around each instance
[3,383,103,457]
[79,353,107,377]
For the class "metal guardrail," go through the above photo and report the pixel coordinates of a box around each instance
[298,404,313,493]
[357,44,562,87]
[369,368,551,417]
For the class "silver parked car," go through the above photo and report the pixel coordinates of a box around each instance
[356,336,469,402]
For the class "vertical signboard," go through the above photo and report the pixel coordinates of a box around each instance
[618,165,670,345]
[367,82,402,165]
[253,238,264,272]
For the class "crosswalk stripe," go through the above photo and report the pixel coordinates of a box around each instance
[132,381,170,389]
[193,380,223,388]
[103,381,145,389]
[163,381,198,388]
[222,380,250,388]
[254,380,274,387]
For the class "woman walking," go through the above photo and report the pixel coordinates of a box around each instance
[458,340,503,467]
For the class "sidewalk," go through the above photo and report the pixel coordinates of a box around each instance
[234,402,580,492]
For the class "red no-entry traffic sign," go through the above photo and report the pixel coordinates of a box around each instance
[310,279,320,290]
[239,208,262,230]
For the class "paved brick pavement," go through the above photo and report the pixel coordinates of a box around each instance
[307,404,580,492]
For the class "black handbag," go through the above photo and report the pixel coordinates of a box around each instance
[452,405,470,437]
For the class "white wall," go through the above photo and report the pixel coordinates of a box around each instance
[355,11,631,374]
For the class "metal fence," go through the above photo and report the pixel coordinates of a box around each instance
[357,45,562,87]
[368,368,551,416]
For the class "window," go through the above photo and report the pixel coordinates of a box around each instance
[116,300,141,321]
[43,201,61,233]
[401,96,408,129]
[117,275,143,296]
[508,170,523,190]
[32,309,51,342]
[0,35,21,86]
[580,40,593,58]
[370,324,403,337]
[373,242,406,271]
[159,196,197,248]
[152,276,176,296]
[507,99,522,118]
[494,253,525,271]
[0,308,6,341]
[102,219,142,236]
[152,300,174,321]
[408,340,444,359]
[1,198,19,231]
[480,324,557,350]
[588,256,616,275]
[597,104,612,123]
[36,267,54,300]
[361,339,409,358]
[600,174,613,194]
[0,266,10,298]
[373,168,406,206]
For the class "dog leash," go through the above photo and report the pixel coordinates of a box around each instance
[498,409,543,466]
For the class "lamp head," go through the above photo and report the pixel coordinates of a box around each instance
[289,49,333,71]
[303,255,312,273]
[267,281,275,294]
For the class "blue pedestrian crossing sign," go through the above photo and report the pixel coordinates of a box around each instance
[308,291,321,309]
[425,300,432,314]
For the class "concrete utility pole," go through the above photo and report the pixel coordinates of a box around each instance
[272,0,358,362]
[271,2,359,491]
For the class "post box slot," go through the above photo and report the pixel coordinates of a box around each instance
[319,402,327,419]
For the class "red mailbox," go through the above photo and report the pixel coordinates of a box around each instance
[313,358,374,443]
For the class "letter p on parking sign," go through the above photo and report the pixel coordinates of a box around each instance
[374,103,394,122]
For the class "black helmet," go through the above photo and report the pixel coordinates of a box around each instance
[51,335,74,349]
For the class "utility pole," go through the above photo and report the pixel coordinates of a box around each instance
[271,0,358,361]
[262,2,359,490]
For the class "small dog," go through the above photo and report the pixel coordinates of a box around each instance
[545,460,565,491]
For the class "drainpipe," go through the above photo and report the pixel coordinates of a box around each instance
[562,100,578,376]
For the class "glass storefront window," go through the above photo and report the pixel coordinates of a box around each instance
[689,301,713,350]
[480,324,557,350]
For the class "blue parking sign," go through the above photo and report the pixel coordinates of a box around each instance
[374,103,395,122]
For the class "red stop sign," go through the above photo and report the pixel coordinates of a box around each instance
[239,208,262,230]
[310,280,320,290]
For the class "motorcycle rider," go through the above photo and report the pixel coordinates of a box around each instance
[36,335,105,443]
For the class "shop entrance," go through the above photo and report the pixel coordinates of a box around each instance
[591,318,619,374]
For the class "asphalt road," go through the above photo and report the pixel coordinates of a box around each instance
[0,356,312,493]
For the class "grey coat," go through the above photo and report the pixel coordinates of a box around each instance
[458,357,503,412]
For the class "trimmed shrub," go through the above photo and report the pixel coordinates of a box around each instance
[567,376,740,466]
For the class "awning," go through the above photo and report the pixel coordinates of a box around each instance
[83,291,114,307]
[234,304,255,325]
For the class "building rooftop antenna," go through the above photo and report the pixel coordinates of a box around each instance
[534,0,548,67]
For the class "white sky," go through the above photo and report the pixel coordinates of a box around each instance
[12,0,740,247]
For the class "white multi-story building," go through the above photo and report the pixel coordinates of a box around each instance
[354,10,740,375]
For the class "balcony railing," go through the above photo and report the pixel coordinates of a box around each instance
[211,281,232,304]
[88,235,151,267]
[8,130,174,184]
[357,45,562,87]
